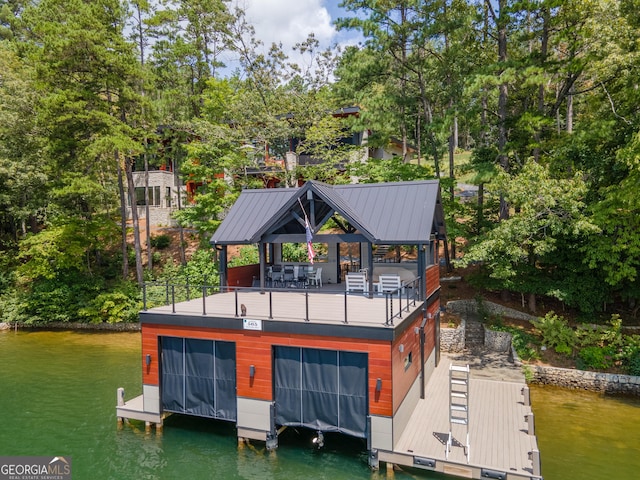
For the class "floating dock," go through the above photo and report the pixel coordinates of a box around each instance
[378,354,541,479]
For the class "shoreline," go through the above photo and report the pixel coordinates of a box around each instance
[0,321,140,332]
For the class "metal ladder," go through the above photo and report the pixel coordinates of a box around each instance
[447,364,470,463]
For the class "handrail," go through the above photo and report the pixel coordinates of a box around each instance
[141,277,423,326]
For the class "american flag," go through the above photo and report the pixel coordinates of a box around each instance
[305,219,316,264]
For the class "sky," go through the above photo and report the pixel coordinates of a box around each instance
[224,0,363,73]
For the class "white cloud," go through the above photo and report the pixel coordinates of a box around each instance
[222,1,362,77]
[244,0,335,51]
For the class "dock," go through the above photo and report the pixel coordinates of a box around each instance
[379,353,542,479]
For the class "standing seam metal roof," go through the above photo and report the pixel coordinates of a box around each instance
[210,180,444,245]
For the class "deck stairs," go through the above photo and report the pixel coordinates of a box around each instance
[447,364,470,463]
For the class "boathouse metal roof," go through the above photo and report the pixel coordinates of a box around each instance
[210,180,445,245]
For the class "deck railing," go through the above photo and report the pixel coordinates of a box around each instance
[142,277,422,326]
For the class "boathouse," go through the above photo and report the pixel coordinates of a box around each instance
[119,180,446,461]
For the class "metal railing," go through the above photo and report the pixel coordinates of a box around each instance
[142,277,422,326]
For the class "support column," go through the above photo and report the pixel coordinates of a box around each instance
[219,246,228,291]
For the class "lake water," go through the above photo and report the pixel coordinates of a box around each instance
[1,330,639,479]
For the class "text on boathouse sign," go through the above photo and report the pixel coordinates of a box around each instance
[242,318,262,331]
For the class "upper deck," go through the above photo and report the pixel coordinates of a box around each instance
[140,282,435,341]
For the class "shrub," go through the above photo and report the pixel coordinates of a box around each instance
[532,312,576,355]
[150,234,171,249]
[490,324,540,361]
[78,291,141,323]
[576,346,614,370]
[626,351,640,376]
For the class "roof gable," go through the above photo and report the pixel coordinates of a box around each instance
[210,180,445,245]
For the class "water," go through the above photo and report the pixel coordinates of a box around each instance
[531,384,640,480]
[1,330,639,479]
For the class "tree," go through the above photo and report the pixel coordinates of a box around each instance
[459,161,598,312]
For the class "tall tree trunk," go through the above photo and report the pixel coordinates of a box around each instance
[125,157,144,286]
[175,154,186,266]
[567,86,574,133]
[116,151,129,280]
[533,6,550,163]
[495,0,509,220]
[477,182,485,234]
[448,132,456,260]
[144,148,152,270]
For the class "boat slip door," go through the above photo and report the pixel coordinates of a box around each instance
[274,346,368,438]
[160,337,236,421]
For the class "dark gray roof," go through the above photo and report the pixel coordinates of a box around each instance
[210,180,445,245]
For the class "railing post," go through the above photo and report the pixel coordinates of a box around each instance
[171,285,175,313]
[397,290,402,318]
[235,289,239,318]
[186,277,190,301]
[305,291,309,322]
[143,284,147,311]
[344,292,348,324]
[202,286,207,316]
[269,291,273,319]
[165,280,169,304]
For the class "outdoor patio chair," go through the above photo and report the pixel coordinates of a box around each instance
[377,274,403,294]
[283,265,296,286]
[345,272,367,293]
[308,267,323,288]
[271,264,283,287]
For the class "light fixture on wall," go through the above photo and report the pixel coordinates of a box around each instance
[249,365,255,378]
[376,378,382,392]
[399,344,405,353]
[145,354,151,366]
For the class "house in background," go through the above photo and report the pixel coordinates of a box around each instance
[128,108,417,227]
[117,179,447,471]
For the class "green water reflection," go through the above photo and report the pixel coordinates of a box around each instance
[1,330,639,479]
[531,384,640,480]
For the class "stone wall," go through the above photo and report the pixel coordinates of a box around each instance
[484,328,513,353]
[529,365,640,395]
[446,299,537,322]
[440,318,466,352]
[484,327,640,395]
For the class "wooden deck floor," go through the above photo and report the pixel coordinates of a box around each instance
[387,355,541,479]
[146,289,422,328]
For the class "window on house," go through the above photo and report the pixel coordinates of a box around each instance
[404,351,413,371]
[134,186,161,206]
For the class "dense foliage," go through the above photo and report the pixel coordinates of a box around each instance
[0,0,639,327]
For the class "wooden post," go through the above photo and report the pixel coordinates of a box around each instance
[522,386,531,406]
[145,421,152,434]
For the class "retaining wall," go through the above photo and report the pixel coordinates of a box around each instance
[446,299,538,322]
[440,318,466,352]
[529,364,640,395]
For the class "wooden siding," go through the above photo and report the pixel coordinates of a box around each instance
[227,264,260,288]
[425,264,440,298]
[142,324,395,416]
[391,315,423,412]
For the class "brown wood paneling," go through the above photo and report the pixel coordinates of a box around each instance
[227,264,260,288]
[391,315,423,412]
[141,324,394,416]
[425,264,440,297]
